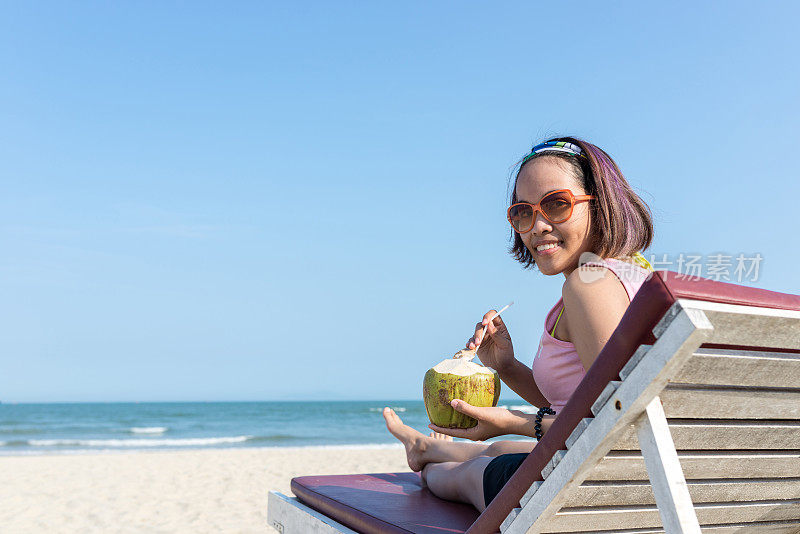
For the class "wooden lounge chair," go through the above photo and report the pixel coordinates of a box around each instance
[268,271,800,533]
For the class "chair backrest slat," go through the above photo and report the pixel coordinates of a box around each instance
[541,500,800,533]
[587,451,800,481]
[660,384,800,419]
[536,520,800,534]
[609,420,800,450]
[674,348,800,388]
[562,478,800,508]
[682,300,800,350]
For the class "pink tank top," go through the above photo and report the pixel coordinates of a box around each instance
[531,258,653,413]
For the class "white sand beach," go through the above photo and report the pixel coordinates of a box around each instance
[0,446,409,533]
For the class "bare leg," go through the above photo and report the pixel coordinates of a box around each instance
[482,440,537,455]
[421,457,493,512]
[383,408,489,470]
[382,408,536,471]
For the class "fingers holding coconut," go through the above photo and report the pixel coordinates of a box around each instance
[427,403,479,441]
[428,401,519,441]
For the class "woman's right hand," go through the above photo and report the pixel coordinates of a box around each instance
[467,310,515,371]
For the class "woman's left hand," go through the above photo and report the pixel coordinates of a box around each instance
[428,400,528,441]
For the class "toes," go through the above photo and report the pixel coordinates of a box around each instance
[429,431,453,441]
[383,407,397,422]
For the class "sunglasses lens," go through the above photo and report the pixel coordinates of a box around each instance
[509,204,534,232]
[541,191,573,222]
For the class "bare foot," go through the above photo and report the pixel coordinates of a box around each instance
[429,431,453,442]
[383,407,430,472]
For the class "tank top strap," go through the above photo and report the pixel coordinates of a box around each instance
[550,306,564,337]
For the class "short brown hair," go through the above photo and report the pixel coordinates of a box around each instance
[509,136,653,269]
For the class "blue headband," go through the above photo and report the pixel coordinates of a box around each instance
[522,141,586,165]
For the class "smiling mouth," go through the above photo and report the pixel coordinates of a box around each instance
[534,241,563,254]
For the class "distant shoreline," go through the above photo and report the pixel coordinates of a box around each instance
[0,400,536,456]
[0,442,411,458]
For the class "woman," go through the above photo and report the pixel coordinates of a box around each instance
[383,136,654,511]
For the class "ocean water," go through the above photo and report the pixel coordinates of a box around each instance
[0,401,536,455]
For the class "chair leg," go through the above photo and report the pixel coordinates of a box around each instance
[635,396,702,533]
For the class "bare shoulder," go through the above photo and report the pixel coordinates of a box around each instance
[561,264,632,369]
[562,264,629,307]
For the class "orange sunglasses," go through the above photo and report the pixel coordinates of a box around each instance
[507,189,595,233]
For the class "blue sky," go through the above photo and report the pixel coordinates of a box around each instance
[1,2,798,402]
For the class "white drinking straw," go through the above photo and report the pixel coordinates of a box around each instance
[477,301,513,348]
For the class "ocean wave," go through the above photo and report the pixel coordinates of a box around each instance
[496,404,537,413]
[129,427,168,434]
[26,436,252,448]
[0,443,408,456]
[369,407,406,412]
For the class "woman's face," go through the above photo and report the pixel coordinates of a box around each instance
[514,157,594,278]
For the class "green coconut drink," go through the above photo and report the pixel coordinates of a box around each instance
[423,349,501,429]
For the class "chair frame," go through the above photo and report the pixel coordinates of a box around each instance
[268,297,800,534]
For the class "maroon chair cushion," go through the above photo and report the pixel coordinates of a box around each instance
[292,272,800,534]
[291,472,479,534]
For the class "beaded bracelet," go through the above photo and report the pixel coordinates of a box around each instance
[534,406,556,440]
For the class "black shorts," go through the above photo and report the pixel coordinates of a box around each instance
[482,453,528,507]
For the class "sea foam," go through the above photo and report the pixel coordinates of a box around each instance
[28,436,252,447]
[129,427,168,434]
[497,404,536,414]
